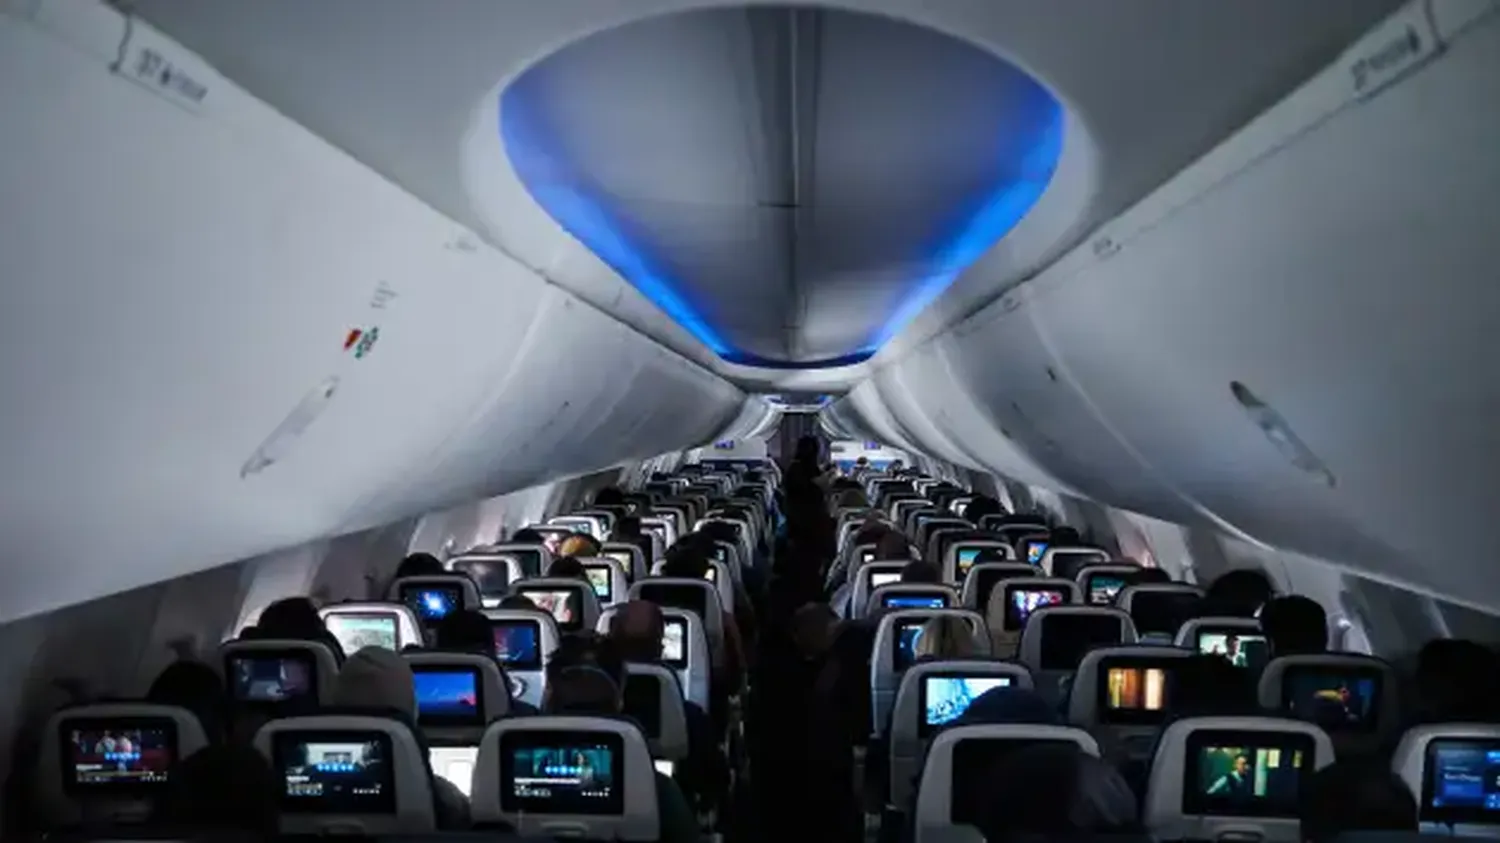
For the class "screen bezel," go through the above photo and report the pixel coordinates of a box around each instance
[324,611,400,653]
[412,666,485,727]
[917,673,1014,737]
[1095,655,1176,725]
[1182,729,1315,818]
[272,730,397,815]
[661,618,688,669]
[1003,584,1065,631]
[491,619,543,671]
[59,716,178,794]
[1279,663,1383,733]
[1421,737,1500,825]
[225,649,318,704]
[500,730,627,816]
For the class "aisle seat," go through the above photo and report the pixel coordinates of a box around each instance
[871,609,991,740]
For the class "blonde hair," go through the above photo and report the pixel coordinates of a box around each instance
[558,534,601,558]
[914,615,982,660]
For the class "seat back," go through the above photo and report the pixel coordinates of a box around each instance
[253,714,437,835]
[629,578,725,671]
[471,716,660,840]
[851,562,907,613]
[600,542,646,582]
[1144,716,1334,843]
[959,563,1036,611]
[888,661,1035,809]
[403,651,509,744]
[320,603,423,653]
[1116,583,1205,638]
[446,554,525,606]
[639,517,675,556]
[946,541,1015,587]
[866,583,958,617]
[870,609,990,739]
[470,543,551,579]
[576,557,630,609]
[913,723,1100,843]
[387,575,482,628]
[512,577,601,635]
[37,703,209,828]
[549,514,606,541]
[221,639,339,708]
[1258,653,1400,756]
[596,606,712,713]
[1040,546,1111,579]
[922,524,972,568]
[1174,617,1264,659]
[481,608,560,709]
[623,663,690,763]
[1018,606,1138,675]
[985,577,1080,658]
[1067,645,1193,758]
[1074,564,1142,606]
[1391,723,1500,834]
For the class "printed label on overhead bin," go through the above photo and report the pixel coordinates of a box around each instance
[1345,3,1440,101]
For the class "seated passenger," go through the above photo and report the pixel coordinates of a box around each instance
[659,538,748,702]
[547,555,589,580]
[972,742,1141,843]
[558,533,602,559]
[433,609,535,715]
[963,495,1003,523]
[1171,654,1259,715]
[1260,595,1327,656]
[915,615,982,662]
[250,597,345,662]
[1298,761,1417,843]
[152,744,280,836]
[146,659,228,744]
[791,602,840,663]
[1129,567,1172,585]
[594,487,627,508]
[509,527,545,544]
[900,560,942,585]
[1412,638,1500,723]
[543,634,699,843]
[952,687,1062,727]
[1202,568,1275,618]
[332,647,470,828]
[609,514,653,573]
[875,531,912,562]
[395,552,445,580]
[497,594,538,610]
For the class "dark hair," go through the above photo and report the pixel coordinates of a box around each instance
[546,632,625,688]
[510,528,545,544]
[1130,567,1172,585]
[964,495,1003,523]
[153,744,280,835]
[547,556,588,580]
[1172,654,1257,715]
[1260,595,1327,656]
[498,594,537,610]
[146,660,227,744]
[608,601,665,663]
[661,536,713,579]
[1298,762,1417,843]
[899,560,942,584]
[875,531,911,562]
[611,515,642,538]
[594,487,626,507]
[395,552,445,579]
[974,743,1139,843]
[1204,568,1275,618]
[434,609,495,655]
[1414,638,1500,722]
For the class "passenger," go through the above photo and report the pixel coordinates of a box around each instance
[558,533,602,558]
[659,539,748,700]
[1412,638,1500,723]
[331,647,470,828]
[546,555,588,580]
[1171,654,1259,715]
[1202,568,1275,618]
[874,531,911,562]
[395,552,445,580]
[1048,526,1084,546]
[252,597,345,661]
[543,634,699,843]
[915,616,982,662]
[952,687,1061,727]
[963,495,1003,523]
[1259,595,1327,656]
[497,594,537,610]
[834,487,868,509]
[806,621,877,842]
[899,560,942,585]
[146,660,228,744]
[594,487,626,508]
[432,609,535,715]
[1129,567,1172,585]
[510,527,545,544]
[609,514,653,572]
[790,603,840,662]
[1298,761,1418,843]
[973,743,1141,843]
[152,744,280,836]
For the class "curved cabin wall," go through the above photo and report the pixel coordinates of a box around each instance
[833,1,1500,610]
[0,3,753,623]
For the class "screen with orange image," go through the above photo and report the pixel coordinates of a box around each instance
[1099,659,1173,724]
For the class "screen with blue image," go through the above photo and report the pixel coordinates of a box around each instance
[1281,666,1380,731]
[413,667,480,724]
[583,566,611,601]
[894,620,925,671]
[401,584,461,621]
[1087,575,1128,605]
[503,732,624,815]
[493,620,541,670]
[274,732,394,814]
[1423,739,1500,823]
[956,547,983,578]
[921,675,1012,734]
[1026,540,1050,565]
[885,594,947,610]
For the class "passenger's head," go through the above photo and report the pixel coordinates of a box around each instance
[1415,638,1500,722]
[434,609,495,656]
[153,744,280,836]
[558,533,602,558]
[543,633,625,714]
[331,646,416,719]
[791,602,840,661]
[964,495,1002,523]
[1172,654,1257,714]
[1204,568,1275,618]
[1298,762,1417,843]
[835,488,869,509]
[899,560,942,584]
[954,687,1061,727]
[661,537,713,579]
[255,597,325,639]
[793,435,821,465]
[608,600,665,663]
[594,487,626,508]
[1260,595,1327,656]
[547,555,588,580]
[510,528,545,544]
[394,552,444,580]
[875,531,911,562]
[146,660,227,743]
[1049,526,1083,546]
[611,515,642,539]
[1130,566,1172,585]
[914,616,981,660]
[498,594,537,610]
[973,742,1140,843]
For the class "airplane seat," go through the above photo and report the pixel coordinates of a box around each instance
[947,541,1015,590]
[471,716,660,840]
[601,541,648,582]
[572,509,620,537]
[511,576,602,636]
[959,562,1036,612]
[1018,606,1138,705]
[1174,616,1265,661]
[639,516,674,560]
[219,639,339,743]
[596,606,713,714]
[1390,723,1500,836]
[710,540,744,586]
[386,575,482,636]
[576,556,631,610]
[912,723,1101,843]
[865,583,959,618]
[479,542,554,580]
[621,663,691,771]
[1040,547,1112,580]
[1067,645,1194,762]
[985,577,1081,660]
[252,714,438,835]
[1116,583,1206,641]
[445,553,526,608]
[979,515,1048,534]
[1259,654,1401,759]
[1143,716,1335,843]
[549,514,608,542]
[319,603,423,654]
[1076,564,1144,607]
[36,703,210,830]
[482,608,561,709]
[628,578,726,674]
[887,661,1036,814]
[920,523,971,567]
[870,609,991,742]
[851,562,907,614]
[651,560,736,617]
[402,652,510,798]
